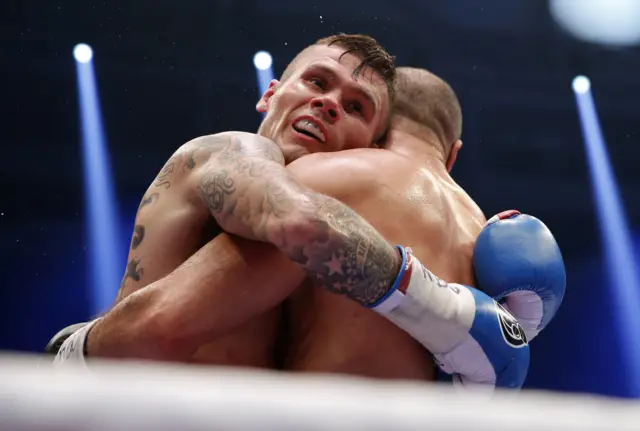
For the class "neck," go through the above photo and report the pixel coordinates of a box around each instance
[385,128,448,173]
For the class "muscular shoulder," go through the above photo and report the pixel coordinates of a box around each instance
[149,132,285,208]
[178,132,284,167]
[286,148,394,202]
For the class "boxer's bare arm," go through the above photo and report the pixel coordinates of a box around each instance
[116,132,399,304]
[87,134,403,359]
[88,235,306,360]
[113,150,204,304]
[178,132,402,305]
[113,131,298,304]
[88,152,383,360]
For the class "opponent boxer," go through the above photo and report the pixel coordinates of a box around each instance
[278,68,563,388]
[55,67,564,389]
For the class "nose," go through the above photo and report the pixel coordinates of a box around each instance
[310,95,341,123]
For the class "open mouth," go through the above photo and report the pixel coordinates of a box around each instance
[292,119,326,143]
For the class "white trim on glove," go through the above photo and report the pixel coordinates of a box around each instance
[53,318,102,367]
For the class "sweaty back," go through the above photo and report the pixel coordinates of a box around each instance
[281,146,486,379]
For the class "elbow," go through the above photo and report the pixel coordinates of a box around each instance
[121,288,199,362]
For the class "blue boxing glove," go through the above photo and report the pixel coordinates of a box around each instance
[370,247,529,391]
[433,283,530,391]
[473,210,566,340]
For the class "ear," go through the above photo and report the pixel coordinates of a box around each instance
[256,80,280,113]
[446,139,463,172]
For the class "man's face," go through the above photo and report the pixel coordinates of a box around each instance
[256,44,390,163]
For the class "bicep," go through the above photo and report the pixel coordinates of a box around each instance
[115,153,205,304]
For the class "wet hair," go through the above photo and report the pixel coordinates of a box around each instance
[281,33,397,141]
[393,67,462,154]
[282,33,396,100]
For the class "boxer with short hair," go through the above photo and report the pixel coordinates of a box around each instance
[55,65,564,390]
[54,32,398,367]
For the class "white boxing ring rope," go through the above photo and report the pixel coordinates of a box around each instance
[0,354,638,431]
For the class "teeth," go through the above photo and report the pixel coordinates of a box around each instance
[293,119,325,143]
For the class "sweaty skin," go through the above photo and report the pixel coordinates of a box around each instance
[280,130,485,379]
[88,131,400,365]
[87,125,486,384]
[84,56,486,381]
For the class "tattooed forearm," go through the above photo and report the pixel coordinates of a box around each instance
[280,195,401,306]
[190,133,400,307]
[131,225,145,249]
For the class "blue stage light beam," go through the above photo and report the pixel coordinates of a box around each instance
[573,75,640,397]
[74,43,123,316]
